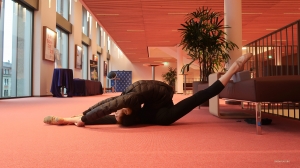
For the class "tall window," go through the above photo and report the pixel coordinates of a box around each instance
[96,24,101,46]
[107,36,111,52]
[82,43,88,79]
[82,7,89,36]
[0,1,33,98]
[56,27,69,68]
[56,0,69,20]
[97,52,101,81]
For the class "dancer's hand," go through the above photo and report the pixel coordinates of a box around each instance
[75,120,85,127]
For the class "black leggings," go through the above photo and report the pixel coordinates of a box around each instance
[153,80,224,125]
[83,80,224,126]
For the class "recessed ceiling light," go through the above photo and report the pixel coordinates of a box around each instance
[97,14,119,16]
[127,30,144,32]
[242,13,262,14]
[168,13,188,15]
[283,13,300,14]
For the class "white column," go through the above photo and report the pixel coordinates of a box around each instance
[151,66,155,80]
[176,46,184,94]
[224,0,243,67]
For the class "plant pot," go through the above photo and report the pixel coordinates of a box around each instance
[192,81,202,95]
[197,82,209,106]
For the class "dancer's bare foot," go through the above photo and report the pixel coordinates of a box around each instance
[43,116,69,125]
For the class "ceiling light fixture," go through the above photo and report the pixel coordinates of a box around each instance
[97,14,119,16]
[283,13,300,14]
[242,13,262,14]
[168,13,188,15]
[127,30,144,32]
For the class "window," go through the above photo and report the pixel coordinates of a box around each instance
[56,27,69,68]
[82,43,88,79]
[82,7,89,36]
[4,90,8,97]
[56,0,69,20]
[97,52,101,81]
[0,1,33,98]
[107,36,111,53]
[96,24,101,46]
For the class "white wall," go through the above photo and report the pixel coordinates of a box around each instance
[32,0,56,96]
[32,0,201,96]
[70,0,83,79]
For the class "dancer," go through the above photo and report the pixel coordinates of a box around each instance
[44,53,253,127]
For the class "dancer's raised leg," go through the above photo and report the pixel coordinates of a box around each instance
[153,53,253,125]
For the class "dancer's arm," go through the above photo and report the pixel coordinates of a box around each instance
[82,96,120,115]
[81,92,141,123]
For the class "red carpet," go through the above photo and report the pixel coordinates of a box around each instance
[0,93,299,167]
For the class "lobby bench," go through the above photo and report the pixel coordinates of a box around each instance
[209,72,300,135]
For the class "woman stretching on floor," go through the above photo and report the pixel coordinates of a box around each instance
[44,53,253,127]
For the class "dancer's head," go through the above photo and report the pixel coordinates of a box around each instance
[115,108,140,126]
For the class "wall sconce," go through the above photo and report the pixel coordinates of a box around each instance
[48,0,51,8]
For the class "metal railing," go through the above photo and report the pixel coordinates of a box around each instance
[244,20,300,78]
[243,20,300,119]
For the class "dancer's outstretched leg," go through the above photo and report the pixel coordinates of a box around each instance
[154,53,253,125]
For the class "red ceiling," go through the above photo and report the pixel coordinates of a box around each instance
[81,0,300,63]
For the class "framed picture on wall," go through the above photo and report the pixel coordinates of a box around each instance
[90,60,98,81]
[43,26,57,62]
[75,45,82,69]
[104,61,108,76]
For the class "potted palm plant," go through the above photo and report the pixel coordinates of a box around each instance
[178,7,238,87]
[162,67,177,92]
[178,7,239,106]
